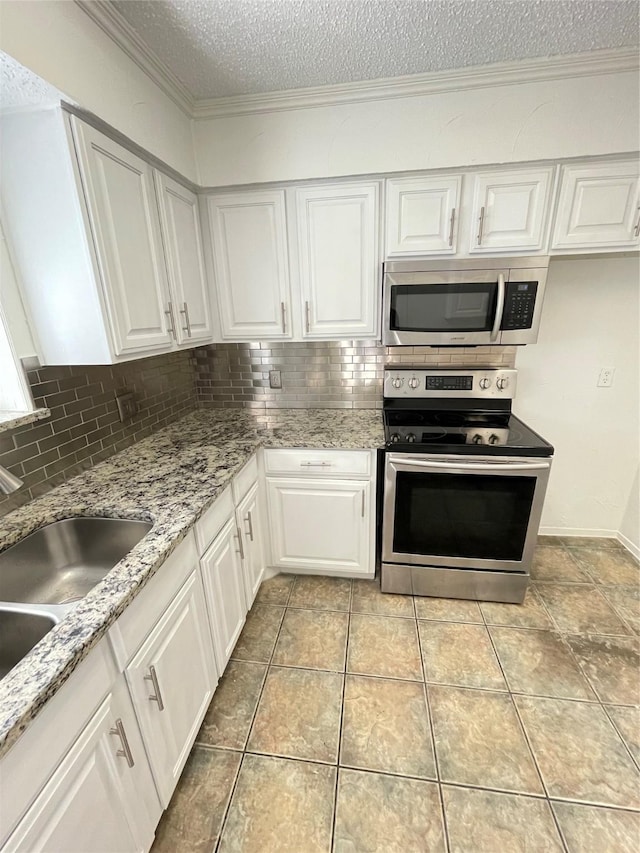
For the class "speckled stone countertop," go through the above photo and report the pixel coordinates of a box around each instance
[0,407,50,434]
[0,408,384,757]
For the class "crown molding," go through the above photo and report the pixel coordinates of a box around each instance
[72,3,638,123]
[192,47,640,120]
[75,0,194,116]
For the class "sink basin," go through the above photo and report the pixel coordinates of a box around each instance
[0,517,152,606]
[0,608,59,678]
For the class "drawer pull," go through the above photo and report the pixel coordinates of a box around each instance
[164,303,176,340]
[144,665,165,711]
[300,461,332,467]
[634,206,640,238]
[245,510,254,542]
[110,718,135,768]
[448,207,456,247]
[361,490,365,518]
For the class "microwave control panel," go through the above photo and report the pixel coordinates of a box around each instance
[502,281,538,330]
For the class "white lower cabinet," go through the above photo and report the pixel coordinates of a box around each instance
[236,481,266,607]
[266,476,373,576]
[200,517,248,675]
[125,570,216,807]
[5,676,160,853]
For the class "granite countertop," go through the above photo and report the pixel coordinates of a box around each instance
[0,408,384,757]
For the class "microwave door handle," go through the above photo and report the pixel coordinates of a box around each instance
[490,273,506,342]
[389,456,550,473]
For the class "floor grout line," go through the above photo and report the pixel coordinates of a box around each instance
[170,559,638,853]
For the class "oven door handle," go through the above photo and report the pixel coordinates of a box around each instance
[490,272,506,343]
[388,456,550,473]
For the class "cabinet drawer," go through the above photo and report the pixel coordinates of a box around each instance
[263,448,372,478]
[232,454,259,504]
[194,486,234,555]
[109,531,198,666]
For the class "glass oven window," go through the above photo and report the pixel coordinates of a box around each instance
[393,471,536,561]
[390,283,497,332]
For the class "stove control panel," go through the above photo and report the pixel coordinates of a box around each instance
[384,368,517,400]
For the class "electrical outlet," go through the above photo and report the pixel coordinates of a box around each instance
[597,367,615,388]
[269,370,282,389]
[115,390,138,422]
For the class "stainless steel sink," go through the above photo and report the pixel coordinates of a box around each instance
[0,517,152,606]
[0,607,59,679]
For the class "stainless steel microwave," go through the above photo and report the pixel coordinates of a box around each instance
[382,257,549,346]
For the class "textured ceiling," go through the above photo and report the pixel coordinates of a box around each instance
[112,0,640,99]
[0,53,68,110]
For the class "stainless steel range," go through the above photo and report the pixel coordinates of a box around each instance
[381,368,553,603]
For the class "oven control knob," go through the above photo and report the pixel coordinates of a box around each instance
[390,433,401,444]
[488,434,500,445]
[408,376,420,390]
[406,433,416,443]
[496,377,509,390]
[479,378,491,390]
[472,434,484,444]
[391,377,404,389]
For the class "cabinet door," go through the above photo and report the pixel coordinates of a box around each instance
[469,168,554,253]
[552,161,640,251]
[6,679,159,853]
[266,477,372,575]
[206,190,292,339]
[70,118,173,356]
[295,183,380,338]
[200,517,248,674]
[386,176,461,255]
[126,570,216,807]
[236,481,266,608]
[154,172,213,345]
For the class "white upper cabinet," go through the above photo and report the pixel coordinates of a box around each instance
[70,118,174,356]
[294,182,380,339]
[206,190,292,340]
[154,172,213,344]
[551,160,640,251]
[468,167,555,253]
[385,176,462,256]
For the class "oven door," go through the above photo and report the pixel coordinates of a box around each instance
[382,268,508,346]
[383,453,551,572]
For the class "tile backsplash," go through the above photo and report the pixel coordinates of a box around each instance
[0,351,196,517]
[194,341,516,410]
[0,340,516,517]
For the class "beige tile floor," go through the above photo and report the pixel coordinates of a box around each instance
[152,538,640,853]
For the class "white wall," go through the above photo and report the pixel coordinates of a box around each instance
[0,0,197,181]
[0,220,36,359]
[194,70,640,186]
[516,257,640,548]
[619,468,640,556]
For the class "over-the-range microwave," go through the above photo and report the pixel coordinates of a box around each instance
[382,257,549,346]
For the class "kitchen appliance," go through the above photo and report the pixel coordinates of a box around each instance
[381,368,553,603]
[382,257,549,347]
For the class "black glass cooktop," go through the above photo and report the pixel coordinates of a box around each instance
[383,410,553,457]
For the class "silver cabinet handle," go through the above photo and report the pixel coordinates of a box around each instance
[179,301,192,337]
[110,718,135,768]
[300,461,332,467]
[634,206,640,238]
[477,205,486,246]
[165,302,177,340]
[305,300,311,334]
[361,490,365,518]
[245,510,254,542]
[235,527,245,559]
[490,273,506,343]
[448,208,456,247]
[280,302,287,333]
[144,665,165,711]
